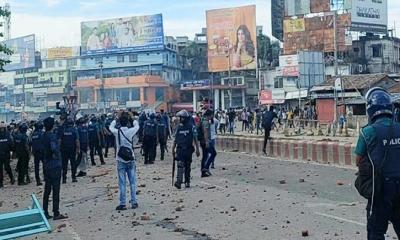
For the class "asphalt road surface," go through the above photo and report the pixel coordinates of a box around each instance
[0,147,397,240]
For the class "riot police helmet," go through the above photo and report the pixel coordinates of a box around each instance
[19,123,28,133]
[149,113,156,119]
[365,87,393,122]
[91,116,98,123]
[176,110,190,118]
[34,121,44,130]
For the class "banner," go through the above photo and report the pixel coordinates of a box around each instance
[81,14,164,55]
[207,5,257,72]
[284,18,305,33]
[45,47,78,59]
[350,0,388,33]
[2,35,35,71]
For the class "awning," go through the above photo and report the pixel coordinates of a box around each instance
[172,103,193,111]
[285,90,308,99]
[259,99,285,105]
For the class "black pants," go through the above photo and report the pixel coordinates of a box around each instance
[200,143,208,171]
[43,168,61,216]
[219,124,226,134]
[16,154,29,184]
[33,151,44,184]
[263,128,271,152]
[104,135,115,158]
[176,148,192,184]
[0,153,13,186]
[61,150,77,181]
[143,136,157,164]
[89,142,104,165]
[159,139,166,160]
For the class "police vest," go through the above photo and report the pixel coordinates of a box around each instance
[14,133,29,155]
[158,123,166,139]
[0,132,12,154]
[144,120,157,137]
[61,127,77,150]
[88,124,98,141]
[175,123,193,149]
[31,130,44,152]
[78,126,88,147]
[368,122,400,178]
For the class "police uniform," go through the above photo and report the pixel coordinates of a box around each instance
[14,125,30,185]
[31,126,44,185]
[77,121,89,176]
[174,111,199,189]
[143,116,158,164]
[104,116,115,158]
[355,87,400,239]
[0,126,14,187]
[88,119,105,166]
[60,123,79,183]
[157,118,167,161]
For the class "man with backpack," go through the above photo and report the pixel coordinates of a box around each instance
[109,111,140,210]
[355,87,400,239]
[262,106,277,155]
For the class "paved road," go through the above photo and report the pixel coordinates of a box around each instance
[0,148,397,240]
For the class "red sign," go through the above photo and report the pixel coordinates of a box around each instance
[259,90,285,105]
[282,66,299,77]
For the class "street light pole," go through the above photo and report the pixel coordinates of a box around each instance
[99,61,105,114]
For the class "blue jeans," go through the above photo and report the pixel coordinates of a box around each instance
[117,161,137,207]
[205,139,217,170]
[229,122,235,134]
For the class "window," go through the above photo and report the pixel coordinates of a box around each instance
[59,72,63,76]
[155,88,164,101]
[67,59,77,67]
[129,54,138,62]
[372,44,382,58]
[58,60,63,67]
[95,57,103,64]
[131,88,140,101]
[143,88,147,101]
[79,88,94,103]
[46,60,55,68]
[59,76,64,82]
[274,77,284,88]
[115,88,130,103]
[247,81,255,89]
[117,55,125,63]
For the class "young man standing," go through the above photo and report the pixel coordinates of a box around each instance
[109,112,140,210]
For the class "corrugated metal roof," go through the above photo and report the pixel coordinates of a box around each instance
[321,74,388,90]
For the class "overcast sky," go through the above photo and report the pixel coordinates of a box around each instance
[3,0,400,49]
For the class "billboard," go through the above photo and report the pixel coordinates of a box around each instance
[43,47,79,59]
[81,14,164,55]
[298,51,325,88]
[271,0,284,42]
[283,14,351,54]
[350,0,388,33]
[280,54,299,77]
[285,0,310,16]
[2,35,35,71]
[310,0,330,13]
[207,5,257,72]
[283,18,305,33]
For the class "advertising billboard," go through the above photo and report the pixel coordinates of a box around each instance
[350,0,388,33]
[271,0,284,42]
[81,14,164,56]
[283,14,351,54]
[283,18,305,33]
[310,0,330,13]
[285,0,310,16]
[43,47,79,59]
[2,35,35,71]
[206,5,257,72]
[280,54,299,77]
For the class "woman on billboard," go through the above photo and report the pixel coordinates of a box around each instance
[232,25,256,70]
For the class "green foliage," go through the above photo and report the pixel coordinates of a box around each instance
[0,6,11,71]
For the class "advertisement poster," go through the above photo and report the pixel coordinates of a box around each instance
[350,0,387,33]
[207,5,257,72]
[45,47,79,59]
[2,34,35,71]
[81,14,164,55]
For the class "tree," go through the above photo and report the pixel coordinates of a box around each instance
[0,7,12,71]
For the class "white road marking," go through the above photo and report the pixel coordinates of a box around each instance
[314,212,366,226]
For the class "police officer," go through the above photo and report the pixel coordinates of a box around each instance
[104,113,115,158]
[143,113,158,164]
[138,112,148,143]
[60,117,80,183]
[0,122,14,188]
[156,113,167,161]
[355,87,400,239]
[42,117,68,220]
[172,110,200,189]
[88,116,105,166]
[262,106,278,155]
[76,118,89,177]
[14,123,31,185]
[31,121,44,186]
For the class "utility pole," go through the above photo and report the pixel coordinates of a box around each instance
[333,10,338,76]
[99,61,105,113]
[22,69,26,121]
[228,52,232,108]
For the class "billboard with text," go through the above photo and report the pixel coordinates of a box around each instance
[43,47,80,59]
[2,35,35,71]
[207,5,257,72]
[81,14,164,55]
[350,0,387,33]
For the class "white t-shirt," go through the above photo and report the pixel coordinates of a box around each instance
[109,120,140,163]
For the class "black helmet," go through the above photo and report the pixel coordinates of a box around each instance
[34,121,44,130]
[19,123,28,133]
[176,110,190,118]
[156,113,162,120]
[91,116,98,123]
[365,87,393,122]
[66,117,74,127]
[149,113,156,119]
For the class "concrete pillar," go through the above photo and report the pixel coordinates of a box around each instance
[214,89,220,111]
[221,90,225,110]
[242,89,246,107]
[193,90,197,112]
